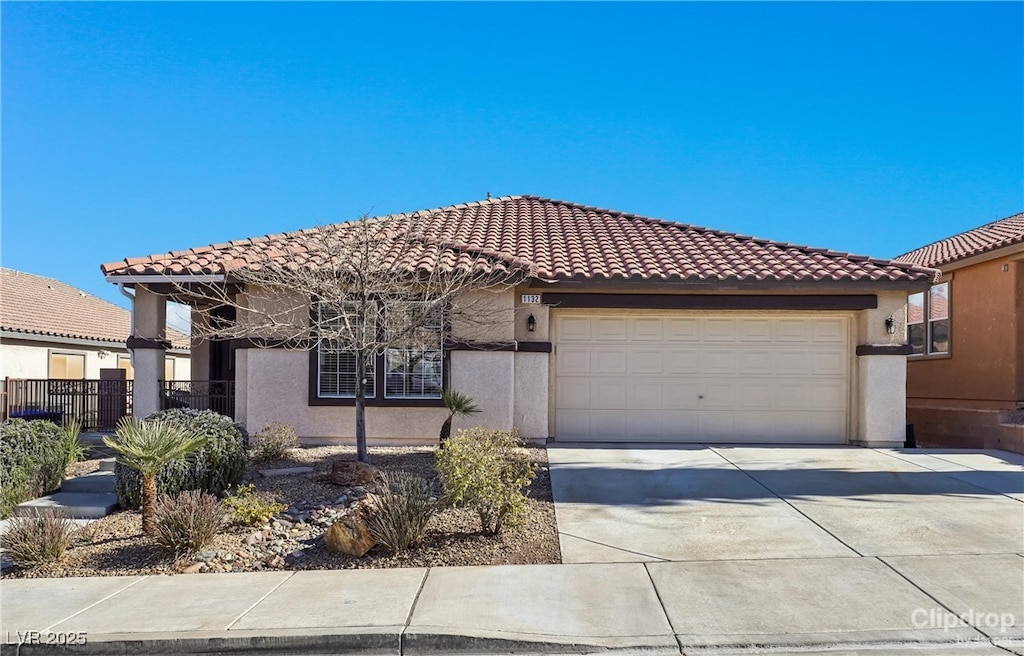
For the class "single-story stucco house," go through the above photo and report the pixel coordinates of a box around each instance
[101,195,937,447]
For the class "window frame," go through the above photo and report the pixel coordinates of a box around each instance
[907,281,951,359]
[48,350,87,380]
[309,299,446,407]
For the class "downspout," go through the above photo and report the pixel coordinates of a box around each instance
[118,283,135,367]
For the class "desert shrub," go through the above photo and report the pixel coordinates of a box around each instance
[223,484,286,526]
[0,419,68,517]
[249,422,299,462]
[151,490,224,558]
[2,510,77,566]
[364,472,438,552]
[61,419,88,466]
[114,409,247,509]
[435,427,536,536]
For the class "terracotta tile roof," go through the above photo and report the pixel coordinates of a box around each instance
[896,212,1024,269]
[1,268,189,350]
[101,195,936,286]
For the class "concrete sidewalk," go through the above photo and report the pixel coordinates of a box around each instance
[3,557,1022,655]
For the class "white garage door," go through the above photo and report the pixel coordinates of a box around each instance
[554,313,849,443]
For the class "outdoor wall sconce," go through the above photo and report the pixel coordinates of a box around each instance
[527,314,537,332]
[885,316,896,335]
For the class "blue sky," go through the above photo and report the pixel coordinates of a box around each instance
[3,2,1021,328]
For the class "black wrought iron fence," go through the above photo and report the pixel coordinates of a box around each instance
[161,380,235,418]
[2,378,133,431]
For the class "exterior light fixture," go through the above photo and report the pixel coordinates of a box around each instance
[885,316,895,335]
[527,314,537,332]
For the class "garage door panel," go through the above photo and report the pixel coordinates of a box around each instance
[701,349,738,375]
[630,318,664,341]
[557,379,592,408]
[629,381,665,408]
[554,314,849,444]
[665,350,699,373]
[704,319,737,341]
[595,318,628,341]
[557,347,592,375]
[593,380,626,407]
[666,318,701,341]
[629,350,664,374]
[559,317,592,341]
[813,318,846,343]
[593,348,627,374]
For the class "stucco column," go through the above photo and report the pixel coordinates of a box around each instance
[514,350,549,440]
[854,351,909,447]
[129,286,168,419]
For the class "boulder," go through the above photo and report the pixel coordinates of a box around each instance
[324,514,375,557]
[330,460,381,486]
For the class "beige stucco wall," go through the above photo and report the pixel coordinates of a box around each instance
[854,353,907,447]
[450,349,514,432]
[858,290,909,346]
[513,351,549,439]
[244,348,449,443]
[451,289,515,343]
[1,340,125,379]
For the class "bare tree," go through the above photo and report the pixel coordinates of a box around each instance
[156,213,533,462]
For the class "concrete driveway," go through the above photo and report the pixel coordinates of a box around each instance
[548,444,1024,563]
[548,444,1024,650]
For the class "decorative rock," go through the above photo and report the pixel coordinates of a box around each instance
[324,514,375,556]
[221,551,235,562]
[334,495,349,506]
[265,554,285,568]
[330,460,380,486]
[196,550,217,562]
[182,562,204,574]
[243,532,263,546]
[287,549,306,560]
[350,486,367,499]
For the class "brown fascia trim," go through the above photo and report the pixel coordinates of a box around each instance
[444,341,553,353]
[856,344,913,356]
[541,293,879,311]
[229,337,314,350]
[126,336,171,350]
[529,277,934,293]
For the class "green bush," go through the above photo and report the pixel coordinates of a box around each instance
[223,484,286,526]
[0,419,68,518]
[61,419,88,466]
[114,409,247,509]
[435,427,536,536]
[151,490,224,558]
[2,510,77,566]
[249,422,299,462]
[365,472,438,552]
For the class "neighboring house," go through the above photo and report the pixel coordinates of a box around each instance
[895,212,1024,453]
[101,195,936,447]
[0,267,191,389]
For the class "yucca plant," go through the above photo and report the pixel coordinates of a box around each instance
[61,419,87,468]
[439,389,481,445]
[104,418,208,534]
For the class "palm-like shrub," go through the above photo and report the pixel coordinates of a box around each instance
[438,389,481,445]
[104,418,208,534]
[61,419,88,466]
[114,409,247,510]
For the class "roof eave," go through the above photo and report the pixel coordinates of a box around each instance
[535,275,937,293]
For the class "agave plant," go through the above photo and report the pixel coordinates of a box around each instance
[104,418,208,534]
[439,389,481,445]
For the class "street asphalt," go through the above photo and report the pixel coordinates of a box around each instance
[1,445,1022,655]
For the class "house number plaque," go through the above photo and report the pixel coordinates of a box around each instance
[521,294,542,304]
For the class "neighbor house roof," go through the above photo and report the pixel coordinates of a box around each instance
[1,268,189,349]
[896,212,1024,269]
[101,195,937,286]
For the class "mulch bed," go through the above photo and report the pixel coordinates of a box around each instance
[2,445,561,578]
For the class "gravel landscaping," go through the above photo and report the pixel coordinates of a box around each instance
[2,445,560,578]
